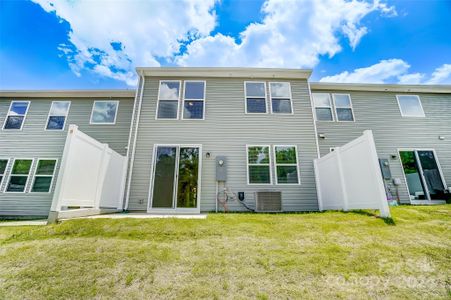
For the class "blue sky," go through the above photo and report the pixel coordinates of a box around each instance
[0,0,450,89]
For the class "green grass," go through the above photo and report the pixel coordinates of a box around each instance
[0,205,450,299]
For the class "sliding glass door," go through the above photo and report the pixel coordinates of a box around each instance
[150,145,201,211]
[400,150,446,201]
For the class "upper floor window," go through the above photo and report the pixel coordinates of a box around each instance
[3,101,30,130]
[0,159,9,186]
[333,94,354,121]
[270,82,293,114]
[312,93,333,121]
[245,82,267,114]
[274,145,300,184]
[31,159,57,193]
[5,159,33,193]
[157,80,181,119]
[90,101,119,124]
[396,95,425,117]
[183,81,206,120]
[247,145,272,184]
[46,101,71,130]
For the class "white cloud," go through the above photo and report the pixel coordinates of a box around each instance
[33,0,397,86]
[320,60,451,84]
[32,0,217,86]
[176,0,396,67]
[427,64,451,84]
[319,59,411,83]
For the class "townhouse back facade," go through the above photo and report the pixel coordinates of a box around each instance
[0,68,450,217]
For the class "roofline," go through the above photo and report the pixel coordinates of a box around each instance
[0,90,135,98]
[310,82,451,94]
[136,67,312,79]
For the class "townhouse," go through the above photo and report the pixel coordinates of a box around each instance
[0,68,449,217]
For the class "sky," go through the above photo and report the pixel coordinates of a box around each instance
[0,0,450,89]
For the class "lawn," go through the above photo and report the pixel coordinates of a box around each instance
[0,205,450,299]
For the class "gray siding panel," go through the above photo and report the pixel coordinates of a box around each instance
[128,77,319,212]
[0,97,134,216]
[314,90,451,203]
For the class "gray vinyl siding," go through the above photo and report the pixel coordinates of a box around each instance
[0,97,134,216]
[313,90,451,203]
[128,77,319,212]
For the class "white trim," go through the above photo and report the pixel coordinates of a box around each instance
[2,100,31,131]
[269,82,294,115]
[181,80,206,120]
[244,81,268,114]
[398,148,448,202]
[156,80,182,120]
[332,93,355,122]
[29,158,58,193]
[273,145,301,185]
[311,93,334,122]
[4,158,34,193]
[310,82,451,94]
[89,100,120,125]
[124,75,145,210]
[396,95,426,118]
[246,144,273,185]
[44,101,71,131]
[148,144,202,213]
[0,158,10,190]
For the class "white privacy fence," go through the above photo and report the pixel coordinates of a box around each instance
[50,125,127,213]
[314,130,390,217]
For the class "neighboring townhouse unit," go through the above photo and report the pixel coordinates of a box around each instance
[0,90,135,217]
[0,68,450,218]
[310,83,451,204]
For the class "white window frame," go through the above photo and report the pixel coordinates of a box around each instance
[182,80,206,120]
[273,145,301,185]
[332,93,355,122]
[0,158,10,189]
[4,158,34,193]
[269,82,294,115]
[2,100,30,131]
[312,93,334,122]
[89,100,120,125]
[45,101,71,131]
[246,144,272,185]
[156,80,182,120]
[30,158,58,193]
[244,81,268,114]
[396,95,426,118]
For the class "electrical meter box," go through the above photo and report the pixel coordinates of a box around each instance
[378,158,392,180]
[216,156,227,181]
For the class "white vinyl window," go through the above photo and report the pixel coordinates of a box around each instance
[270,82,293,114]
[312,93,333,121]
[46,101,71,130]
[3,101,30,130]
[5,159,33,193]
[0,159,9,187]
[333,94,354,121]
[183,80,206,120]
[90,101,119,124]
[31,159,57,193]
[245,82,267,114]
[157,80,181,119]
[396,95,425,117]
[247,145,272,184]
[274,145,300,184]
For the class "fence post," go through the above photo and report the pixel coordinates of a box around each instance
[313,159,323,211]
[335,147,349,211]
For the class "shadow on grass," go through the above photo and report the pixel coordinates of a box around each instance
[349,210,396,225]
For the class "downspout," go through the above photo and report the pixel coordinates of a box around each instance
[307,81,321,159]
[124,72,145,210]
